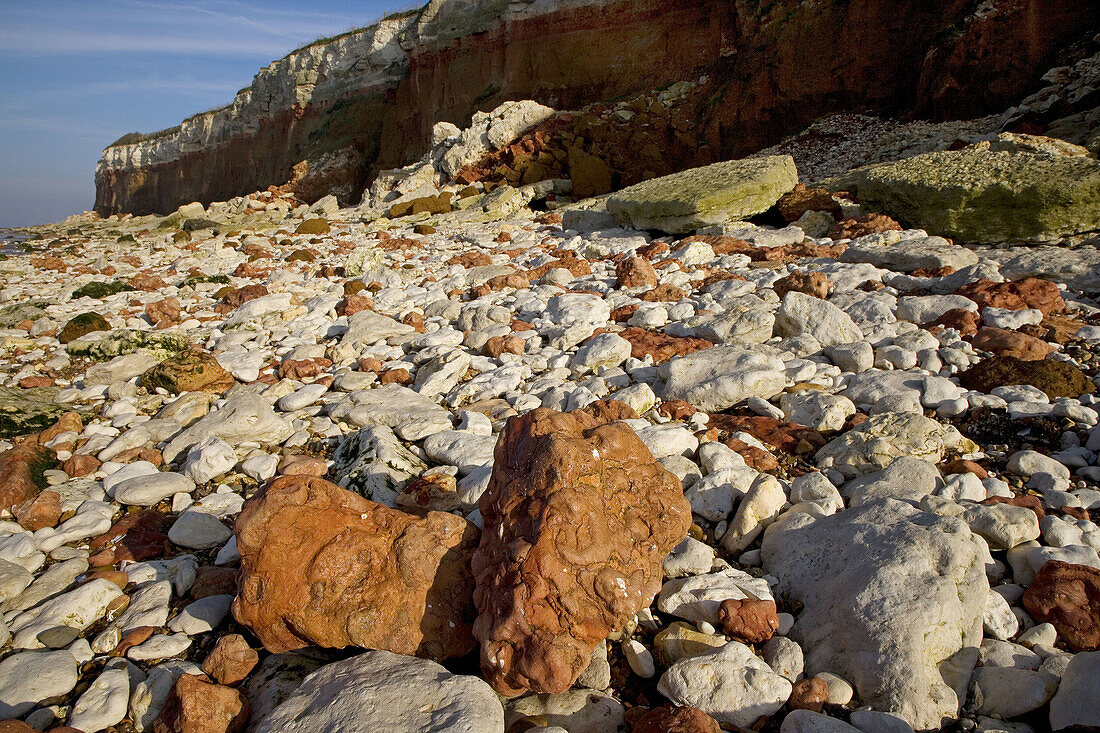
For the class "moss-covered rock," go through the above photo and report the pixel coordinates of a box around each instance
[960,355,1095,400]
[295,218,331,235]
[58,312,110,344]
[182,217,221,232]
[823,147,1100,243]
[181,273,230,288]
[0,387,66,439]
[606,155,798,233]
[71,281,133,300]
[0,303,48,328]
[66,329,190,359]
[141,350,235,394]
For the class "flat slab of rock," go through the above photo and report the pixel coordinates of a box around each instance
[254,650,504,733]
[659,345,786,413]
[824,147,1100,242]
[761,499,988,730]
[162,390,292,464]
[473,408,691,696]
[327,384,453,441]
[607,156,798,233]
[233,476,479,661]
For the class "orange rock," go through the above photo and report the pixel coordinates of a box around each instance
[642,283,688,302]
[1022,561,1100,651]
[788,677,830,712]
[659,400,697,421]
[378,368,411,385]
[773,271,832,300]
[724,439,780,471]
[708,415,826,454]
[145,297,182,328]
[233,476,479,660]
[927,308,980,337]
[111,625,155,657]
[616,256,658,288]
[619,327,713,363]
[358,357,384,372]
[86,570,130,590]
[190,566,238,599]
[18,376,53,389]
[776,183,843,222]
[276,454,327,477]
[214,284,269,314]
[633,705,722,733]
[202,634,259,686]
[483,335,526,358]
[943,458,989,480]
[153,674,249,733]
[983,494,1045,522]
[956,277,1065,316]
[0,722,39,733]
[12,490,62,530]
[0,437,51,511]
[718,598,780,643]
[971,327,1054,361]
[828,213,903,239]
[336,294,373,316]
[473,408,691,695]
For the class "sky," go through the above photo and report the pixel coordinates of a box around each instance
[0,0,416,228]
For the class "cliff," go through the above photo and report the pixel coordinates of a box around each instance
[94,0,1099,216]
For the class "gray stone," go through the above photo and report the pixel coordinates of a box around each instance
[331,424,428,505]
[0,647,80,718]
[162,391,293,463]
[761,499,988,730]
[659,345,786,413]
[255,651,503,733]
[1048,650,1100,731]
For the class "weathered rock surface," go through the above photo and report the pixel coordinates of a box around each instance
[824,147,1100,242]
[254,651,504,733]
[606,156,797,233]
[233,476,479,660]
[472,408,691,696]
[761,499,988,730]
[1022,560,1100,651]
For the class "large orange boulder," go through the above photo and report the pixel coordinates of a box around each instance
[233,476,479,661]
[956,277,1065,316]
[615,256,658,288]
[0,437,51,511]
[472,408,691,696]
[1022,560,1100,651]
[153,674,249,733]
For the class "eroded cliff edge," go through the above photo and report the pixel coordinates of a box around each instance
[94,0,1097,216]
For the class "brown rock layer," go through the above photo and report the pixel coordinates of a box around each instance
[472,408,691,696]
[233,475,479,661]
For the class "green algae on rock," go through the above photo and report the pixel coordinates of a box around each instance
[65,329,191,360]
[960,355,1096,400]
[606,156,798,234]
[823,148,1100,243]
[141,350,235,394]
[0,387,66,439]
[58,312,110,344]
[71,281,133,300]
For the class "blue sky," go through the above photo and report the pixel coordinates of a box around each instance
[0,0,414,228]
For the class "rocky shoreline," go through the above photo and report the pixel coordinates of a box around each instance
[3,92,1100,733]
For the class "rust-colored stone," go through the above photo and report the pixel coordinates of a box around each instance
[12,490,61,531]
[619,327,712,363]
[707,415,826,454]
[642,283,688,302]
[659,400,697,421]
[486,272,530,291]
[153,674,249,733]
[201,634,259,687]
[717,598,779,643]
[616,256,658,288]
[633,705,722,733]
[943,458,989,480]
[358,357,383,372]
[971,327,1054,361]
[88,510,170,567]
[983,494,1045,522]
[956,277,1066,316]
[828,213,903,239]
[214,284,269,314]
[397,473,461,513]
[776,183,843,222]
[276,454,327,477]
[473,408,692,696]
[145,297,182,328]
[927,308,980,337]
[233,476,479,660]
[724,439,780,471]
[773,271,832,300]
[0,437,51,511]
[111,626,155,657]
[573,398,639,425]
[129,272,169,292]
[1022,560,1100,651]
[63,453,101,478]
[447,251,493,268]
[483,335,526,358]
[277,357,332,380]
[17,376,53,389]
[378,367,411,385]
[86,570,130,590]
[788,677,830,712]
[0,721,38,733]
[335,293,374,317]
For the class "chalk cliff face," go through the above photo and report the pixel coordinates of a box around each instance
[94,0,1098,216]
